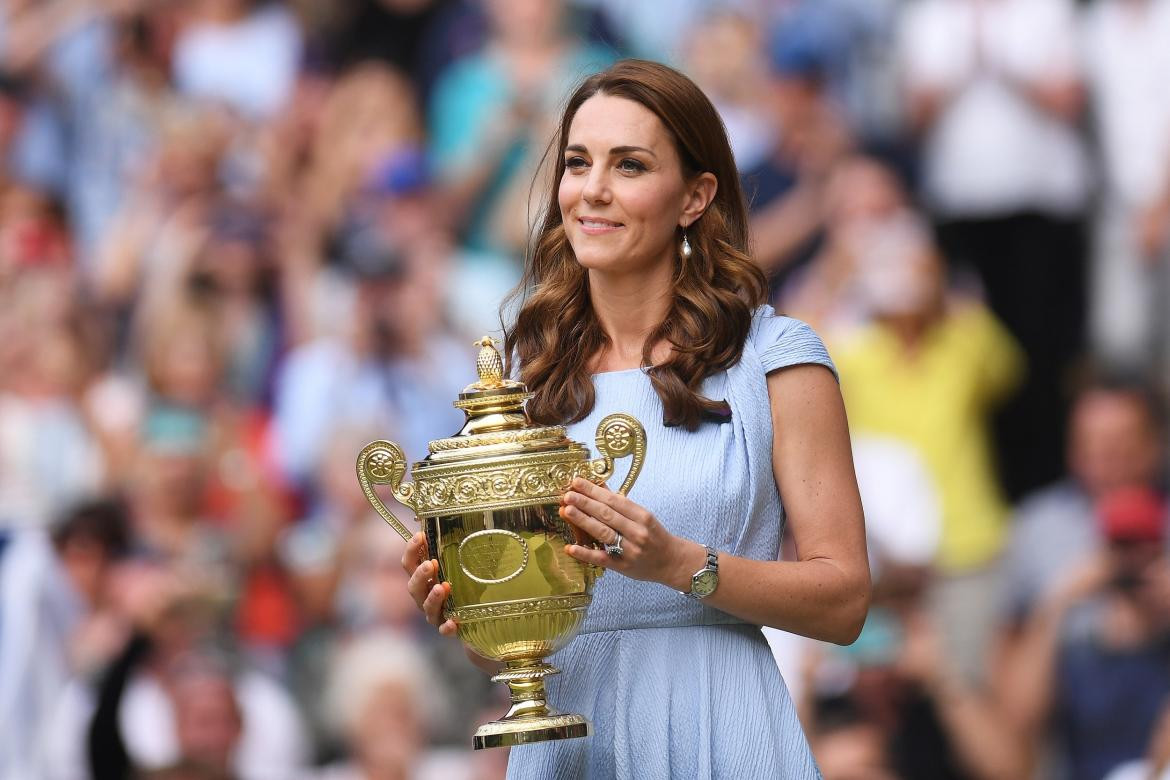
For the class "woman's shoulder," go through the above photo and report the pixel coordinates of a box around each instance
[746,305,839,381]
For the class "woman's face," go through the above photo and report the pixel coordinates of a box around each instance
[558,94,698,278]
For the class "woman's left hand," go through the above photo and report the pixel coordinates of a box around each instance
[559,477,700,589]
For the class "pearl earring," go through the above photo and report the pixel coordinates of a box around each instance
[681,230,693,260]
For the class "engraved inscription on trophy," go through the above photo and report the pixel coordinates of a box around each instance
[458,528,530,584]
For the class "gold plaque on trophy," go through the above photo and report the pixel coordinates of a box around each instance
[356,337,646,749]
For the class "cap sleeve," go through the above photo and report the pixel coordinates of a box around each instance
[750,306,839,381]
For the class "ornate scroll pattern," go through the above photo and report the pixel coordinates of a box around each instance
[356,440,417,541]
[410,459,600,515]
[592,413,647,496]
[451,593,591,623]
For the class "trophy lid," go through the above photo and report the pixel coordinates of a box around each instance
[422,337,573,464]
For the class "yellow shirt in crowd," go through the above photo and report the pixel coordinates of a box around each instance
[833,304,1024,573]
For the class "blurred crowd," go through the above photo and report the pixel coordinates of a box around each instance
[0,0,1168,778]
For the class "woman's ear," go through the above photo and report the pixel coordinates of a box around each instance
[680,172,718,227]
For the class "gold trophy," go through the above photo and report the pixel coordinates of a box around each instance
[356,338,646,749]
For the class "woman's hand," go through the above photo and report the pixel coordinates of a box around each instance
[560,477,704,591]
[401,531,458,636]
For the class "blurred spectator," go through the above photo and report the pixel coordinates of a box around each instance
[850,436,942,583]
[0,498,129,778]
[777,155,911,344]
[802,571,1024,778]
[181,207,282,407]
[173,0,302,120]
[1001,487,1170,779]
[0,268,105,530]
[270,222,468,485]
[810,695,898,780]
[427,0,614,260]
[833,215,1023,681]
[741,21,852,282]
[899,0,1091,499]
[162,649,246,777]
[93,107,230,316]
[46,562,309,779]
[321,0,483,104]
[314,630,474,779]
[1000,376,1166,624]
[46,1,192,267]
[681,10,775,173]
[298,63,425,243]
[1082,0,1170,377]
[768,0,906,150]
[575,0,716,63]
[1105,702,1170,780]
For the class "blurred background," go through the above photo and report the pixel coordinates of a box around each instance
[0,0,1168,778]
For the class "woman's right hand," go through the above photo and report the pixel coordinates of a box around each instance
[403,531,458,636]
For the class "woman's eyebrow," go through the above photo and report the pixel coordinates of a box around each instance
[564,143,657,158]
[610,145,656,158]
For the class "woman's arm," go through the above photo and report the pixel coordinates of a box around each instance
[562,363,871,645]
[696,363,869,644]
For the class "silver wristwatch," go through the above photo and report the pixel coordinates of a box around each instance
[682,545,719,600]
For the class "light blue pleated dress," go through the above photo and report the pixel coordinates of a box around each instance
[506,308,833,780]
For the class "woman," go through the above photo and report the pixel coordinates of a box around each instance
[403,59,869,778]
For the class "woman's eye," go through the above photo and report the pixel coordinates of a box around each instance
[618,158,646,173]
[565,156,588,170]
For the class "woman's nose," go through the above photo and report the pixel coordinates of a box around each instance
[582,167,611,204]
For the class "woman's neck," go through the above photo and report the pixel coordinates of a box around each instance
[587,265,673,371]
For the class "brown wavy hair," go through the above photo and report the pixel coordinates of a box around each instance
[504,59,767,431]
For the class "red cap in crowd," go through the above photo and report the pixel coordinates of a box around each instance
[1098,487,1167,544]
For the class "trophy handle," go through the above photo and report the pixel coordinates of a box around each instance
[592,413,646,496]
[356,440,417,542]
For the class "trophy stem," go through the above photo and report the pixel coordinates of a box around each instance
[472,660,591,750]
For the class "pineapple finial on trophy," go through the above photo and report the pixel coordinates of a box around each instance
[475,336,504,389]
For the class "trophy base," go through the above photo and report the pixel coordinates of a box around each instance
[473,661,591,749]
[473,713,591,750]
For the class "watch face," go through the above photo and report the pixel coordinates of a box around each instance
[692,569,718,597]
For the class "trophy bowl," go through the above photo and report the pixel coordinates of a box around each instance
[356,338,646,749]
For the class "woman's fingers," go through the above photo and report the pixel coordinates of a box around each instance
[565,542,613,567]
[563,489,637,537]
[401,531,429,577]
[570,477,648,522]
[399,532,459,638]
[422,580,451,626]
[407,558,439,608]
[559,503,619,546]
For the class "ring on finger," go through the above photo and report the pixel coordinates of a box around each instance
[604,531,624,558]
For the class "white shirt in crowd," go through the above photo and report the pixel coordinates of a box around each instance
[172,4,302,119]
[44,667,310,780]
[1082,0,1170,208]
[899,0,1090,218]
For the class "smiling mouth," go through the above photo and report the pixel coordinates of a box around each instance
[578,217,624,233]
